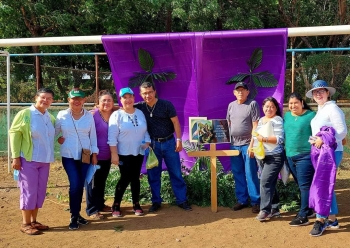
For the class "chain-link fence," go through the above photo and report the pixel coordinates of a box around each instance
[284,51,350,103]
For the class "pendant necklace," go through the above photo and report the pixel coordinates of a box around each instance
[146,101,157,117]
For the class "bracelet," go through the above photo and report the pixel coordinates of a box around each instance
[176,138,182,141]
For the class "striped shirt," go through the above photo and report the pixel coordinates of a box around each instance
[254,115,284,156]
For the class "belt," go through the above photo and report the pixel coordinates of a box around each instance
[152,134,174,142]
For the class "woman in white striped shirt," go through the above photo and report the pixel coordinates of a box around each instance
[253,97,285,222]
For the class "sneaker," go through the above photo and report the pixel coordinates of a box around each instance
[267,208,280,218]
[232,203,248,211]
[112,204,123,217]
[251,204,260,213]
[310,220,326,237]
[69,216,79,230]
[178,201,192,211]
[256,211,269,221]
[77,215,89,225]
[307,210,316,218]
[326,219,339,229]
[133,203,144,216]
[148,203,161,213]
[289,215,309,226]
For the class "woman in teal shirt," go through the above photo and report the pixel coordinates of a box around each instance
[284,92,316,227]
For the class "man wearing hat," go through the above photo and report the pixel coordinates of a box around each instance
[226,82,261,213]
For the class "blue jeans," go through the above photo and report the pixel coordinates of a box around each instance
[287,153,315,217]
[86,159,111,216]
[259,153,284,213]
[316,151,343,219]
[230,144,260,205]
[62,157,90,217]
[147,137,187,205]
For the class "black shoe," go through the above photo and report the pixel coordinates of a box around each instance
[77,215,89,225]
[178,201,192,211]
[310,220,326,237]
[232,203,248,211]
[149,203,161,213]
[289,215,309,226]
[69,216,79,230]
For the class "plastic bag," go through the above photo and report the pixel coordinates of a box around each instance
[146,147,159,169]
[279,162,290,185]
[252,141,265,160]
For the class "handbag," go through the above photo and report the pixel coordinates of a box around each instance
[146,147,159,169]
[71,111,91,164]
[81,148,91,164]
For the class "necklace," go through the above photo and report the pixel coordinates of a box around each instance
[99,110,109,123]
[146,101,157,117]
[71,109,83,115]
[127,113,138,127]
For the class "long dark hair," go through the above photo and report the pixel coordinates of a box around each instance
[262,97,282,117]
[288,92,312,110]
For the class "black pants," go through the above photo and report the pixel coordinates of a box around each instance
[114,155,144,205]
[86,159,111,216]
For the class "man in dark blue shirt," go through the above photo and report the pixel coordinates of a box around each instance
[136,82,191,212]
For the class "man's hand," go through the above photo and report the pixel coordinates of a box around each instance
[175,140,183,152]
[247,146,255,158]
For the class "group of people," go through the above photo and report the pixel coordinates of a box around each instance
[10,82,191,235]
[227,80,346,237]
[9,79,346,238]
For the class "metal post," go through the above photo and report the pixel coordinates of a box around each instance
[36,56,40,90]
[95,55,99,104]
[291,51,295,93]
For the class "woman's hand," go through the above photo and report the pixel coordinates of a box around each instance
[312,136,324,149]
[91,153,98,165]
[111,153,119,165]
[12,157,21,170]
[57,136,65,145]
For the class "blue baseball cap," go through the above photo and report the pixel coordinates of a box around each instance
[306,80,336,98]
[119,87,134,97]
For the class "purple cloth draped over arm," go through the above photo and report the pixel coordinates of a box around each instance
[309,126,337,216]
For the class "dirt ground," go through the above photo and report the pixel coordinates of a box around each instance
[1,161,350,248]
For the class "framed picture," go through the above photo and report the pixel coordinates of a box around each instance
[189,117,207,142]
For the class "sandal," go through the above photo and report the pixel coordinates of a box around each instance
[31,221,49,230]
[89,213,104,220]
[133,203,144,216]
[112,204,122,218]
[20,224,41,235]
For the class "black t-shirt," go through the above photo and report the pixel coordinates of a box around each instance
[135,99,177,138]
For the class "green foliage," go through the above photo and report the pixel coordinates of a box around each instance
[226,48,278,99]
[277,180,300,212]
[128,48,176,88]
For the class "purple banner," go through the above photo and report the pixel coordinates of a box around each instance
[102,29,288,172]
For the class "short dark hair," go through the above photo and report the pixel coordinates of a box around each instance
[288,92,312,110]
[36,88,54,97]
[98,90,113,100]
[262,97,282,117]
[140,81,156,91]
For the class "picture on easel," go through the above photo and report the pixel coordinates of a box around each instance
[189,117,231,144]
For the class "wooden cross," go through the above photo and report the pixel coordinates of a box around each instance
[187,144,239,212]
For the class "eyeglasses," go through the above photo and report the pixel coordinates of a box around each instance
[312,89,327,95]
[141,90,155,96]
